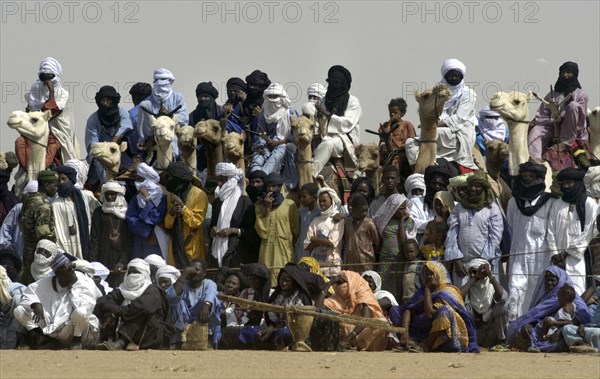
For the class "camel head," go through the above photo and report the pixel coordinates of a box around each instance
[291,115,315,147]
[484,139,509,165]
[588,106,600,132]
[194,119,222,146]
[91,141,127,171]
[489,91,532,122]
[356,143,380,172]
[223,131,245,160]
[150,114,178,143]
[6,110,52,141]
[415,84,452,120]
[176,124,197,150]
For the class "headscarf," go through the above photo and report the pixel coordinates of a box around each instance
[433,191,455,216]
[225,77,247,107]
[0,265,12,305]
[507,266,591,345]
[361,270,382,292]
[0,170,18,218]
[129,82,152,103]
[556,168,588,231]
[135,163,163,208]
[0,245,22,276]
[95,85,121,128]
[165,162,193,195]
[101,181,127,220]
[144,254,166,268]
[478,106,507,142]
[298,256,331,286]
[262,83,292,140]
[424,165,452,208]
[191,82,221,122]
[404,173,426,198]
[584,166,600,199]
[241,263,271,303]
[464,259,495,321]
[156,264,181,286]
[64,159,89,190]
[31,239,60,281]
[361,270,399,307]
[350,177,376,204]
[511,162,552,216]
[246,170,266,203]
[317,187,341,218]
[307,82,327,103]
[554,61,581,101]
[448,173,472,198]
[152,68,175,102]
[23,180,39,194]
[54,165,91,260]
[264,172,284,209]
[91,261,112,294]
[373,193,407,235]
[26,57,63,111]
[164,162,192,268]
[324,65,352,116]
[50,253,70,273]
[243,70,271,116]
[119,258,152,303]
[458,171,494,210]
[439,58,467,112]
[212,162,244,267]
[324,271,384,319]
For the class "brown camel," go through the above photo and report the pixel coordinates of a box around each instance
[356,143,382,196]
[195,120,223,181]
[291,115,315,188]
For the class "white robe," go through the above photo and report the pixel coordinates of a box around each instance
[546,198,598,294]
[409,195,436,235]
[17,272,101,335]
[52,196,91,259]
[506,196,555,321]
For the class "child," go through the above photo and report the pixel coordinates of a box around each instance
[422,220,449,262]
[378,98,416,174]
[304,188,344,277]
[432,191,455,223]
[295,183,321,262]
[344,194,380,272]
[401,239,423,304]
[541,284,576,340]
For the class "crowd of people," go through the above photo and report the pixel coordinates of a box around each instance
[0,57,599,353]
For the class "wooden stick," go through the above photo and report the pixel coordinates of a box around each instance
[218,294,406,334]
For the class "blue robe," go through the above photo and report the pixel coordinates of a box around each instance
[125,195,167,259]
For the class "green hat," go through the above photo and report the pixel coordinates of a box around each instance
[37,169,59,182]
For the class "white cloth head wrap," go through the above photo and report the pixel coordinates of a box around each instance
[31,239,60,281]
[478,106,507,142]
[152,68,175,102]
[23,180,39,194]
[91,261,112,294]
[315,188,341,238]
[439,58,468,112]
[0,266,12,304]
[301,102,317,117]
[212,162,244,267]
[26,57,63,111]
[464,258,495,321]
[404,173,426,198]
[101,181,128,220]
[263,83,292,140]
[584,166,600,198]
[135,163,163,208]
[307,83,327,101]
[156,265,181,285]
[373,193,407,235]
[119,258,152,303]
[144,254,166,268]
[361,270,382,292]
[65,159,89,190]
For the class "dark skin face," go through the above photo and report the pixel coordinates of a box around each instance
[224,274,242,296]
[41,181,58,197]
[388,106,405,120]
[249,178,264,187]
[411,188,424,197]
[216,175,228,187]
[299,190,317,208]
[557,286,573,307]
[423,226,440,246]
[56,263,77,287]
[404,244,419,261]
[248,275,263,291]
[104,191,118,203]
[383,172,399,195]
[429,176,448,194]
[352,205,368,222]
[188,262,207,285]
[393,200,409,220]
[356,182,370,200]
[421,266,434,287]
[363,275,377,293]
[444,70,463,86]
[559,179,575,189]
[99,97,113,107]
[455,186,468,200]
[58,173,70,185]
[433,198,448,218]
[545,272,559,292]
[468,182,484,198]
[278,271,297,296]
[35,247,53,258]
[158,277,172,291]
[318,192,333,212]
[560,69,575,79]
[520,171,536,185]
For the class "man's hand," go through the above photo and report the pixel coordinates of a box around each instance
[199,302,211,323]
[426,275,439,290]
[31,303,44,323]
[316,103,331,118]
[263,192,274,212]
[113,262,125,272]
[252,106,262,118]
[138,186,150,199]
[217,228,238,237]
[223,103,233,114]
[210,227,218,238]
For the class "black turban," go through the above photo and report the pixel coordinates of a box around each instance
[94,85,121,105]
[195,82,219,99]
[226,77,247,93]
[245,70,271,89]
[324,65,352,116]
[519,161,547,178]
[557,168,588,231]
[129,82,152,97]
[264,172,284,186]
[555,61,581,99]
[166,162,193,182]
[0,245,22,274]
[54,165,78,184]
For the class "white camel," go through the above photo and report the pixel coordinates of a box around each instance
[150,114,178,172]
[91,141,128,182]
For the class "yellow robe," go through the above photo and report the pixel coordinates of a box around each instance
[255,199,299,286]
[165,186,208,265]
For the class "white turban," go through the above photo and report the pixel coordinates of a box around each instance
[216,162,243,179]
[212,163,244,266]
[464,258,495,320]
[91,261,112,294]
[263,83,293,140]
[144,254,166,268]
[584,166,600,198]
[137,162,160,183]
[26,57,63,111]
[101,181,128,219]
[65,159,89,189]
[0,266,12,304]
[119,258,152,302]
[153,68,175,82]
[478,106,507,142]
[152,68,175,102]
[31,239,60,281]
[440,58,466,77]
[301,102,317,117]
[23,180,38,194]
[404,173,426,198]
[156,265,181,285]
[307,82,326,99]
[135,163,163,208]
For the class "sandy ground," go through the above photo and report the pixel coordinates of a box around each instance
[0,350,599,379]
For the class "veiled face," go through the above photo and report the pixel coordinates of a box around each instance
[334,279,350,298]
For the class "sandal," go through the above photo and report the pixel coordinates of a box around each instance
[408,345,424,353]
[489,344,510,352]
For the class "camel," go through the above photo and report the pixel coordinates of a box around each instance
[588,106,600,163]
[195,120,223,181]
[356,142,382,196]
[291,115,315,188]
[7,110,53,182]
[413,85,452,174]
[149,114,178,172]
[91,141,128,182]
[484,139,509,180]
[223,131,246,173]
[176,125,197,172]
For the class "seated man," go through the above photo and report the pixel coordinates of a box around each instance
[528,61,588,160]
[378,98,416,179]
[476,106,508,156]
[0,265,25,349]
[166,259,221,349]
[313,65,361,178]
[13,253,101,349]
[95,258,174,350]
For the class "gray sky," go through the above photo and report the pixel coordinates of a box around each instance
[2,0,599,156]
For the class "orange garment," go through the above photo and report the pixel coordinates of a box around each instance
[378,119,416,158]
[15,135,62,170]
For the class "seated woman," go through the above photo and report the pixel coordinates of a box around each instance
[390,261,479,352]
[220,271,250,327]
[319,271,388,351]
[239,264,314,350]
[507,266,591,352]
